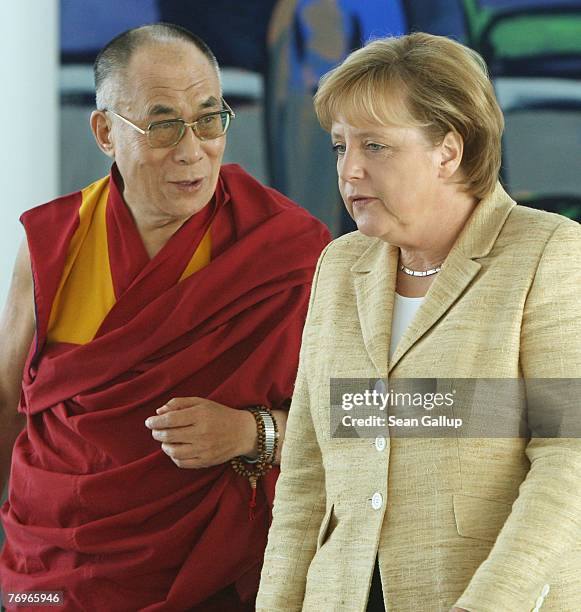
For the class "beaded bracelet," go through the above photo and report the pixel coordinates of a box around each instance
[230,406,279,519]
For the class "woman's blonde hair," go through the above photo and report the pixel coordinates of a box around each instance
[314,32,504,200]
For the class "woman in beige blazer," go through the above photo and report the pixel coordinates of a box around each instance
[256,33,581,612]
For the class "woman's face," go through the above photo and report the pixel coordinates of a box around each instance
[331,118,449,248]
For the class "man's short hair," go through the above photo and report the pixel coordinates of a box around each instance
[314,33,504,200]
[94,23,220,110]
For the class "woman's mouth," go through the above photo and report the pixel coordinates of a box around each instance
[351,196,378,207]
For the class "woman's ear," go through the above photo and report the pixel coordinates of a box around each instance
[90,110,116,159]
[438,131,464,179]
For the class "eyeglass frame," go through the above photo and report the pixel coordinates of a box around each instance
[103,99,236,148]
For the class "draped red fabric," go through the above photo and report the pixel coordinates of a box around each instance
[0,164,331,612]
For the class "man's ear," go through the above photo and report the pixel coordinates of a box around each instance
[90,110,115,159]
[438,131,464,179]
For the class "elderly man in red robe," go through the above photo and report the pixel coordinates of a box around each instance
[0,23,330,611]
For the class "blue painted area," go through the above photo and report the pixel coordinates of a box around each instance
[405,0,467,40]
[289,0,408,91]
[60,0,159,56]
[341,0,408,43]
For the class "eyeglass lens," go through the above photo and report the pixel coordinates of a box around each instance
[148,111,231,147]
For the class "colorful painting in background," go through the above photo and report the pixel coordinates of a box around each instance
[57,0,581,226]
[462,0,581,77]
[289,0,407,91]
[460,0,581,221]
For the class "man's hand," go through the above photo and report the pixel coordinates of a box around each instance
[145,397,258,469]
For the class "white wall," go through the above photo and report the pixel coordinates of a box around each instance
[0,1,59,307]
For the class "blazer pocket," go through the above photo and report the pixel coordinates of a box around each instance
[453,493,513,543]
[316,503,336,550]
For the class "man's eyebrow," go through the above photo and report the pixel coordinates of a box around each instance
[147,97,221,118]
[148,104,178,117]
[199,96,220,110]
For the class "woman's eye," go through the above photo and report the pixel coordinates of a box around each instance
[332,143,346,155]
[366,142,385,152]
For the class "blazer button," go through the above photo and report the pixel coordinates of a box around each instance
[374,379,387,395]
[375,436,386,452]
[371,492,383,510]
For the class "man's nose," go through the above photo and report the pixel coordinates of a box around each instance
[172,125,204,163]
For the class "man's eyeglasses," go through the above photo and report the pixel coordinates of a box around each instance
[104,100,235,148]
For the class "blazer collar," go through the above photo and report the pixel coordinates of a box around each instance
[350,182,516,375]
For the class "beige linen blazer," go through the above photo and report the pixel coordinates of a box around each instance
[256,184,581,612]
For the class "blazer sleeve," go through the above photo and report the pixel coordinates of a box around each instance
[256,243,332,611]
[456,219,581,612]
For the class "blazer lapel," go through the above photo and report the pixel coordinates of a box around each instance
[388,182,516,372]
[351,240,398,376]
[388,251,481,372]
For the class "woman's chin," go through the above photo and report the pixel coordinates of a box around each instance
[355,220,390,241]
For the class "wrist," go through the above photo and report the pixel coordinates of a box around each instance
[239,409,259,458]
[238,407,278,464]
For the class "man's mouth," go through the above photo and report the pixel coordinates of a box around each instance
[170,178,204,192]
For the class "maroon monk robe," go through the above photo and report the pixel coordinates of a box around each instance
[0,163,331,611]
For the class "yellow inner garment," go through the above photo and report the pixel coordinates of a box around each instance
[47,177,211,345]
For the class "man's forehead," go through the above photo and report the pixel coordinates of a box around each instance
[130,39,212,65]
[119,42,221,114]
[125,41,219,89]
